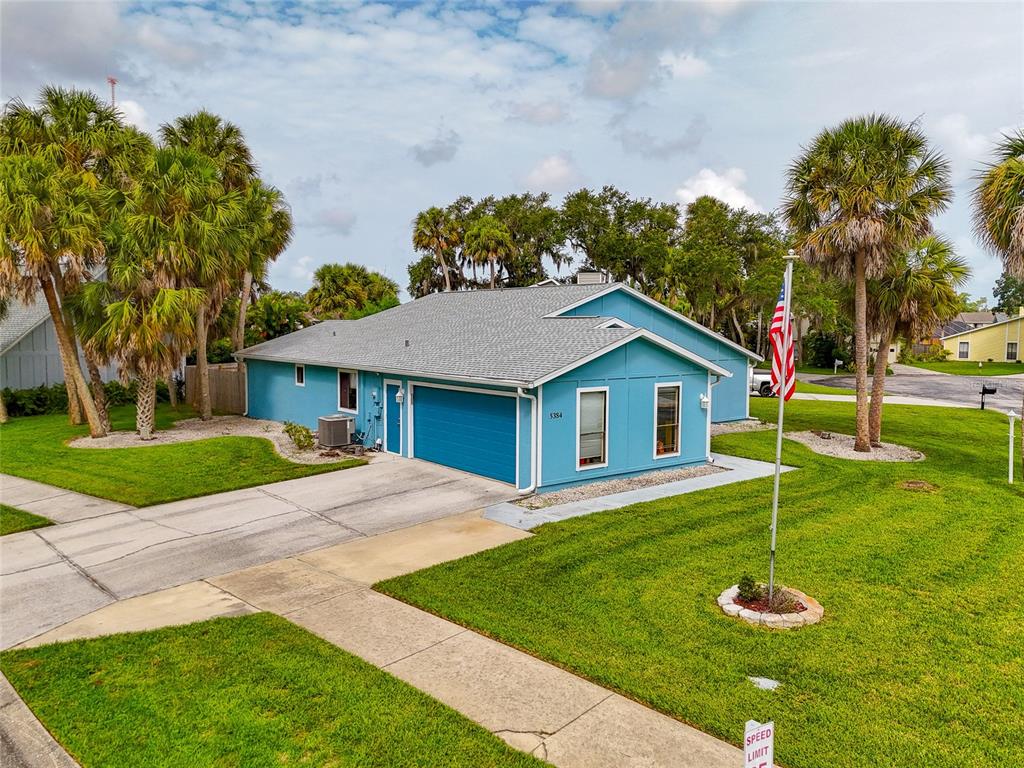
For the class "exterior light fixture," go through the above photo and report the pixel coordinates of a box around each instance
[699,393,710,410]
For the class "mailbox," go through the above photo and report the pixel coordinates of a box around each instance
[980,384,997,410]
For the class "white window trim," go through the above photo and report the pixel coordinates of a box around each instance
[294,364,305,387]
[958,341,970,360]
[576,386,609,472]
[1007,342,1019,361]
[337,369,359,413]
[653,381,682,460]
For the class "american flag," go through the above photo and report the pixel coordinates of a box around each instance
[769,283,796,401]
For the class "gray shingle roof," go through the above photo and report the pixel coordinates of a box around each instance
[0,292,50,354]
[237,284,731,384]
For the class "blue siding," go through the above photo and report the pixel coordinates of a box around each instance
[538,337,709,492]
[560,291,753,422]
[412,386,517,484]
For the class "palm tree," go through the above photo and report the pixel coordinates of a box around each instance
[973,129,1024,474]
[464,215,514,289]
[0,296,8,423]
[413,207,457,292]
[784,115,952,451]
[117,145,246,424]
[233,182,293,351]
[866,236,969,444]
[0,154,108,437]
[160,111,257,418]
[0,86,150,435]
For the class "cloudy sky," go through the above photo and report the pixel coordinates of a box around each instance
[2,0,1020,300]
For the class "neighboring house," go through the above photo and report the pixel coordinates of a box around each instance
[0,292,118,390]
[941,308,1024,363]
[237,282,761,493]
[955,310,1008,330]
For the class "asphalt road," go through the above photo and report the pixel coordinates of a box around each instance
[807,372,1024,413]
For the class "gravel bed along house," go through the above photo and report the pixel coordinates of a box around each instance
[68,416,376,465]
[786,430,924,462]
[710,418,773,436]
[515,463,725,509]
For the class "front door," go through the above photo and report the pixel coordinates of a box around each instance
[385,382,401,454]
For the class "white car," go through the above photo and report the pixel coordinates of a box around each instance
[750,370,776,397]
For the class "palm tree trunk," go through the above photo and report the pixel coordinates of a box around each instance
[233,270,253,351]
[84,348,111,432]
[136,371,157,440]
[869,327,891,446]
[437,249,452,292]
[0,389,8,423]
[730,308,747,348]
[39,277,106,438]
[167,368,179,409]
[196,302,213,420]
[490,254,496,290]
[853,250,871,452]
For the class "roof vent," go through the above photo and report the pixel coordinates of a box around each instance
[404,339,410,347]
[576,271,608,285]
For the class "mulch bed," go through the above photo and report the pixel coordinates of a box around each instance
[736,591,807,614]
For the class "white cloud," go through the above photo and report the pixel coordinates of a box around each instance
[506,99,568,125]
[675,168,761,212]
[523,153,582,191]
[616,114,708,158]
[931,113,1002,181]
[310,208,357,235]
[411,128,462,167]
[659,51,710,79]
[117,99,150,132]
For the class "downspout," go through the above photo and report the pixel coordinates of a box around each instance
[234,353,249,416]
[517,387,538,495]
[707,373,723,463]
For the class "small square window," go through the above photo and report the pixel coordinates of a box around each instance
[294,365,305,386]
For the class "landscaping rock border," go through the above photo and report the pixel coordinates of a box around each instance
[717,585,824,629]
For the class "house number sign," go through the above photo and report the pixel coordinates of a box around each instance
[549,411,563,419]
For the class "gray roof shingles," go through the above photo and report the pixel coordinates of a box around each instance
[0,293,50,354]
[237,284,730,384]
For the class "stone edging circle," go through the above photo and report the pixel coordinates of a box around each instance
[717,585,824,629]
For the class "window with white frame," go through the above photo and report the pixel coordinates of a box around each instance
[577,389,607,468]
[655,383,680,457]
[958,341,969,359]
[1008,342,1019,361]
[294,365,305,386]
[338,370,358,411]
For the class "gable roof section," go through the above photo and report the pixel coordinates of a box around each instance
[941,312,1024,340]
[544,282,764,362]
[237,284,731,385]
[0,292,51,355]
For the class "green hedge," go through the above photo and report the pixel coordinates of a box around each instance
[1,380,178,418]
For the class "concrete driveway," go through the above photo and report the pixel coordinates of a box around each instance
[0,457,513,649]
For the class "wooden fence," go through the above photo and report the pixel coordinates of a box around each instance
[184,362,246,415]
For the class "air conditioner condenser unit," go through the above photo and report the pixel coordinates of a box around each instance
[318,415,354,447]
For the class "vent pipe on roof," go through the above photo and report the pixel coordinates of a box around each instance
[405,339,410,347]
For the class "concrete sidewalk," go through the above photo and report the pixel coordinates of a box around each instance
[0,474,132,522]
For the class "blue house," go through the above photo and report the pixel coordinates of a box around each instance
[236,282,760,493]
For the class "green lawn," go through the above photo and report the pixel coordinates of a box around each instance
[0,613,546,768]
[794,380,854,395]
[795,364,844,375]
[0,503,53,536]
[379,399,1024,768]
[0,405,364,507]
[907,360,1024,376]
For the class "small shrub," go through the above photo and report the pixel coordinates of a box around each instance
[737,574,764,603]
[283,421,315,451]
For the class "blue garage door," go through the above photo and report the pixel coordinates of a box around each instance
[412,386,516,484]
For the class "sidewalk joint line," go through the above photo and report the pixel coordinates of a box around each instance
[32,531,117,600]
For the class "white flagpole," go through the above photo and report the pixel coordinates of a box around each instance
[768,250,798,604]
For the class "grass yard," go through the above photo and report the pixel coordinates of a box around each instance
[0,503,52,536]
[793,380,854,395]
[907,360,1024,376]
[379,399,1024,768]
[0,613,545,768]
[0,405,364,507]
